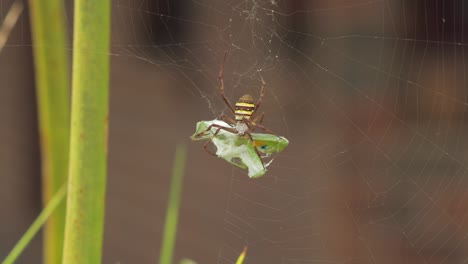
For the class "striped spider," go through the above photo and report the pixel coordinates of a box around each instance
[194,54,277,167]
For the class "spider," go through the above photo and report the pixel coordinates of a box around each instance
[194,53,278,168]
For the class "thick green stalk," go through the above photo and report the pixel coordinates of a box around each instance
[28,0,70,263]
[62,0,110,263]
[159,144,188,264]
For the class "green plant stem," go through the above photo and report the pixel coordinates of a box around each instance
[28,0,70,262]
[2,185,67,264]
[159,144,188,264]
[62,0,110,262]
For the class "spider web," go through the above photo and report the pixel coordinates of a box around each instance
[106,0,468,263]
[3,0,468,263]
[108,0,468,262]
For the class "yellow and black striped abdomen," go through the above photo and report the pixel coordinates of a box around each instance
[235,94,255,121]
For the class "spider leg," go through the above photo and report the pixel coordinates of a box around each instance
[198,124,237,156]
[241,117,259,135]
[254,124,276,135]
[251,112,264,124]
[248,114,279,137]
[254,71,266,113]
[220,52,235,114]
[203,128,222,157]
[245,132,266,170]
[219,114,236,126]
[194,123,236,139]
[241,117,253,130]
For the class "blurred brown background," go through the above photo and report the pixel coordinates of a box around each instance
[2,0,468,263]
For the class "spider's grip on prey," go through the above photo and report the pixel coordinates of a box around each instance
[197,52,281,168]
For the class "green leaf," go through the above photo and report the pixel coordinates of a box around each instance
[2,185,67,264]
[29,0,70,262]
[159,144,187,264]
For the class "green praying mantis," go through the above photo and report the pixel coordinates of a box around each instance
[191,120,289,178]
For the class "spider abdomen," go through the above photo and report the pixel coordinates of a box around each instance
[235,94,255,121]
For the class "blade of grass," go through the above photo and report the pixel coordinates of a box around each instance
[235,246,247,264]
[159,144,188,264]
[28,0,70,262]
[0,0,23,54]
[61,0,110,262]
[2,184,67,264]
